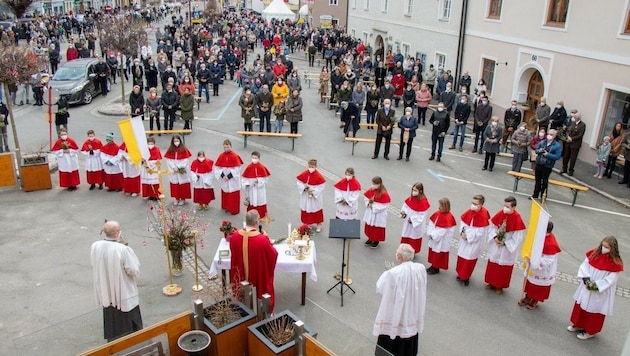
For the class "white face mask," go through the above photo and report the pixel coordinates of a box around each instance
[411,190,419,196]
[308,167,315,173]
[491,121,498,127]
[519,126,525,131]
[345,175,353,180]
[384,105,391,109]
[571,117,576,122]
[601,246,610,254]
[372,184,379,190]
[471,204,480,212]
[511,105,517,110]
[445,88,451,92]
[148,144,155,149]
[437,107,444,112]
[88,136,95,141]
[224,148,231,153]
[461,100,466,104]
[539,132,545,138]
[547,134,553,141]
[251,158,259,164]
[503,206,512,214]
[173,141,180,147]
[60,135,68,140]
[197,157,204,162]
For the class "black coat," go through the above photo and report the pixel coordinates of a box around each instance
[129,92,145,116]
[161,90,179,111]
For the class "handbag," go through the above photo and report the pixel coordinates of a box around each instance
[529,148,537,162]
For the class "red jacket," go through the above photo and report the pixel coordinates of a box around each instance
[392,74,406,96]
[66,47,79,61]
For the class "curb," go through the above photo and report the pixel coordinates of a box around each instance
[552,168,630,209]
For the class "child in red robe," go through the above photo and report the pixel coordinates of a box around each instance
[141,136,162,201]
[80,129,104,190]
[363,176,391,248]
[296,159,327,232]
[190,151,215,210]
[119,142,141,197]
[100,132,123,192]
[399,182,430,254]
[242,151,271,219]
[426,198,457,274]
[52,129,80,190]
[214,139,243,215]
[164,135,192,206]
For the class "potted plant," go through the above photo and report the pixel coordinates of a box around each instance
[247,310,317,356]
[20,145,52,192]
[202,283,257,356]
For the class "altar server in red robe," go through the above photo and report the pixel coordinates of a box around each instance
[141,136,162,201]
[456,194,491,286]
[164,135,192,206]
[190,151,215,210]
[242,151,271,219]
[229,210,279,311]
[568,236,623,340]
[100,132,123,192]
[119,142,141,197]
[399,182,430,254]
[80,129,104,190]
[484,196,526,295]
[363,176,391,248]
[426,198,457,275]
[296,159,326,232]
[519,221,561,309]
[52,128,80,191]
[214,140,243,215]
[333,167,362,220]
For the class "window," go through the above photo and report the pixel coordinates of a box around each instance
[402,43,410,58]
[381,0,389,13]
[440,0,452,20]
[487,0,502,19]
[416,52,427,71]
[351,0,357,9]
[481,58,496,95]
[624,10,630,34]
[600,90,630,149]
[405,0,414,16]
[329,0,339,5]
[435,52,446,71]
[351,29,356,37]
[364,0,370,11]
[545,0,569,27]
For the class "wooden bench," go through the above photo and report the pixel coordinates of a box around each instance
[345,137,401,155]
[303,72,319,88]
[146,129,192,143]
[507,170,589,206]
[237,131,302,151]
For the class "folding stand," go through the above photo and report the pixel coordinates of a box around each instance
[326,219,360,306]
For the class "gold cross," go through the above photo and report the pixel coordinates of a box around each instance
[260,214,274,233]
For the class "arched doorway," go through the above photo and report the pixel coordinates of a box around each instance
[374,35,384,61]
[525,70,545,128]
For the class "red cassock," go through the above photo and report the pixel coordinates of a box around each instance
[190,158,216,204]
[456,207,491,281]
[242,162,271,218]
[392,74,406,96]
[118,143,141,194]
[484,210,527,288]
[101,142,123,191]
[52,138,80,188]
[164,148,192,200]
[296,169,327,225]
[524,233,562,302]
[363,189,392,242]
[229,230,279,312]
[215,151,244,215]
[400,196,430,253]
[142,146,162,199]
[427,211,457,269]
[80,138,105,185]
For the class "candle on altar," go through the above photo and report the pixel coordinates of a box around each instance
[287,222,292,238]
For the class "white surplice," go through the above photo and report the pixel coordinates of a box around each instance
[573,258,620,315]
[90,240,140,312]
[215,166,241,193]
[457,222,489,260]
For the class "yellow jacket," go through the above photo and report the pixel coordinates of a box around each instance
[271,83,290,106]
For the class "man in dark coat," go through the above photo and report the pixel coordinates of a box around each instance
[561,112,586,176]
[95,56,110,97]
[161,83,179,130]
[372,99,396,160]
[340,101,360,138]
[549,100,567,130]
[429,102,450,162]
[502,100,522,147]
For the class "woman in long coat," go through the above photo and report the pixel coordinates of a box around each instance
[144,58,159,91]
[179,87,195,131]
[285,89,303,134]
[239,88,255,131]
[318,66,330,103]
[482,116,503,172]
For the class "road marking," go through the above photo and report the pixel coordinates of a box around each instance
[427,169,445,183]
[215,88,243,121]
[193,117,218,121]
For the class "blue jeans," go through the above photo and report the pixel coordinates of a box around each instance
[512,151,527,172]
[473,124,487,153]
[259,110,271,132]
[366,111,376,125]
[452,123,466,147]
[431,133,445,157]
[198,83,210,102]
[275,118,284,132]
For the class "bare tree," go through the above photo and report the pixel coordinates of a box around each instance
[4,0,34,19]
[96,14,147,106]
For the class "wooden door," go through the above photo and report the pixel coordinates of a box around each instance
[525,71,544,128]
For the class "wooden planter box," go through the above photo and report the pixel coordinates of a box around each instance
[203,300,256,356]
[21,155,52,192]
[247,310,317,356]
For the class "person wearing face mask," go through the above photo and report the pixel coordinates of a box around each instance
[529,127,546,171]
[91,220,143,342]
[549,100,567,130]
[214,140,244,215]
[456,194,491,286]
[399,182,430,255]
[425,198,457,275]
[379,79,395,107]
[52,130,81,191]
[256,85,274,133]
[372,99,396,159]
[438,82,456,115]
[363,176,391,248]
[297,159,326,233]
[449,94,471,151]
[561,112,586,176]
[285,89,303,134]
[100,132,124,192]
[272,78,290,106]
[334,167,362,220]
[535,97,551,132]
[568,236,623,340]
[482,116,503,172]
[397,107,418,161]
[365,85,380,129]
[428,102,450,162]
[190,151,215,210]
[145,87,161,133]
[483,196,526,295]
[532,129,562,200]
[502,100,522,150]
[473,96,493,154]
[340,101,360,138]
[210,61,223,96]
[510,122,532,172]
[164,135,192,206]
[416,83,432,125]
[141,136,162,201]
[519,221,561,310]
[287,70,302,92]
[80,129,105,191]
[118,141,141,197]
[242,151,271,219]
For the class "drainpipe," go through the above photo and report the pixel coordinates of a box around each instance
[454,0,468,91]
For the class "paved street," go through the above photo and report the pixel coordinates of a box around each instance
[1,45,629,355]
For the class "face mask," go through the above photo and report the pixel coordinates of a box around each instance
[547,134,553,141]
[539,132,545,138]
[384,84,390,88]
[173,141,180,147]
[384,105,391,109]
[88,136,95,141]
[540,102,546,106]
[491,122,498,127]
[406,113,411,117]
[197,157,204,162]
[571,117,576,122]
[519,126,525,131]
[445,88,451,92]
[60,135,68,140]
[411,191,419,197]
[601,246,610,254]
[482,101,488,105]
[251,158,259,164]
[461,100,466,104]
[470,204,479,212]
[345,175,353,180]
[372,184,379,190]
[148,144,155,149]
[556,105,561,108]
[308,167,315,173]
[511,105,517,110]
[503,206,512,214]
[461,90,466,94]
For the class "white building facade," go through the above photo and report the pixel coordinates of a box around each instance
[462,0,630,160]
[347,0,463,73]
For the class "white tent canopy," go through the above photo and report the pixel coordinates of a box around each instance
[299,4,308,16]
[262,0,296,22]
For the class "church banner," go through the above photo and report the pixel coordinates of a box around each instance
[118,116,149,165]
[521,200,550,269]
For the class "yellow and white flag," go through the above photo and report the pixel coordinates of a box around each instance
[521,199,551,268]
[118,116,149,165]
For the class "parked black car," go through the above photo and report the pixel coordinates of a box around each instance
[49,58,109,105]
